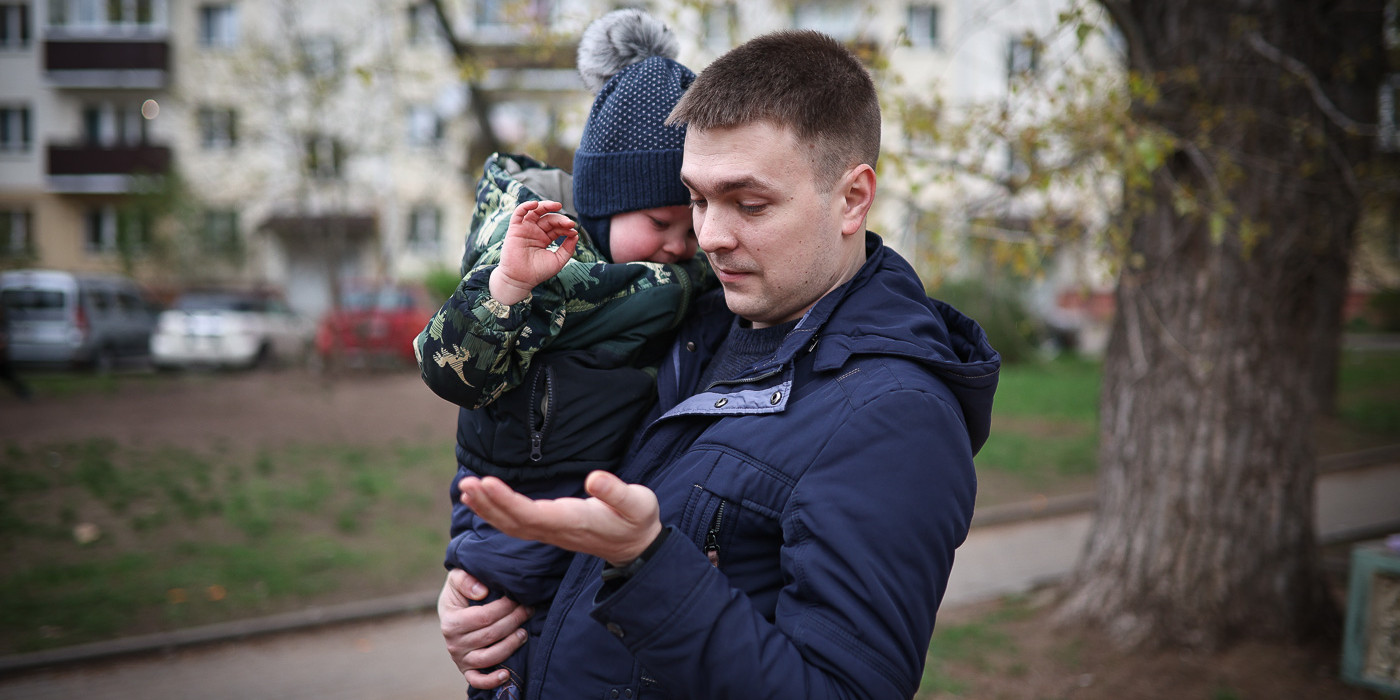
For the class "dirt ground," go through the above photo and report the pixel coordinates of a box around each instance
[1,368,1390,699]
[927,589,1387,700]
[0,367,457,452]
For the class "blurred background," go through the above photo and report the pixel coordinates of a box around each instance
[1,1,1398,698]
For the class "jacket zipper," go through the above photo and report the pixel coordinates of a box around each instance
[702,500,726,567]
[528,364,554,461]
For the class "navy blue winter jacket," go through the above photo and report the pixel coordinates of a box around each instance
[521,232,999,699]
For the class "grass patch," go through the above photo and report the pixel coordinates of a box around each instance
[919,597,1035,697]
[0,437,453,654]
[977,350,1400,495]
[1336,350,1400,438]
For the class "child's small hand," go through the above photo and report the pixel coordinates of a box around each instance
[490,200,579,306]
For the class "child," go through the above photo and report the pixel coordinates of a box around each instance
[413,10,710,698]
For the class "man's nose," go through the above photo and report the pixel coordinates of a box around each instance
[695,210,736,254]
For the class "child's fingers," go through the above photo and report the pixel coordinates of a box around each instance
[539,212,576,234]
[510,200,542,225]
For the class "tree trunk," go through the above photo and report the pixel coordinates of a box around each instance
[1059,0,1383,650]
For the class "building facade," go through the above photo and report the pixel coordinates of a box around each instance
[1,0,1120,325]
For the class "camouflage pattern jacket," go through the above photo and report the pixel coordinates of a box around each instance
[417,153,712,610]
[415,152,711,415]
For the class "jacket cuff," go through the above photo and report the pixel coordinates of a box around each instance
[461,264,532,332]
[589,526,727,650]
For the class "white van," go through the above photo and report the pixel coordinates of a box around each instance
[0,269,159,370]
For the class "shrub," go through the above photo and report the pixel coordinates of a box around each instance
[929,278,1045,364]
[421,267,463,305]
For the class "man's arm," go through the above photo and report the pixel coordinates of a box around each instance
[460,391,977,699]
[595,391,975,698]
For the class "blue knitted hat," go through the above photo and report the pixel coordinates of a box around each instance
[573,10,695,258]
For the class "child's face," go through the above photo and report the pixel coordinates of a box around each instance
[608,205,697,263]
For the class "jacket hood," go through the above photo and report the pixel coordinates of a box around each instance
[466,153,608,269]
[784,233,1000,453]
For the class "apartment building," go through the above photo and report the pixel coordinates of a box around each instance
[0,0,174,282]
[0,0,1118,323]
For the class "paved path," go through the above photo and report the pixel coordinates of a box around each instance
[1,449,1396,700]
[0,612,461,700]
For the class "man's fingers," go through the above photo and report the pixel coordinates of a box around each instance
[465,667,513,690]
[585,470,649,520]
[464,476,538,533]
[463,625,529,670]
[445,567,489,602]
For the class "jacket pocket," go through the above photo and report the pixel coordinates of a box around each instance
[678,449,792,611]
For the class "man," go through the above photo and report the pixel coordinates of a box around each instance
[440,29,999,699]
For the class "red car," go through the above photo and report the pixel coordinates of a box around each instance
[314,283,435,369]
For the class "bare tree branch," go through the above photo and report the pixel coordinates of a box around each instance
[427,0,502,157]
[1245,30,1376,137]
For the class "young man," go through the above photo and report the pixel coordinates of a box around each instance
[440,29,1000,699]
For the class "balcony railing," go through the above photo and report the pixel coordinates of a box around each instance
[44,38,169,88]
[46,144,171,193]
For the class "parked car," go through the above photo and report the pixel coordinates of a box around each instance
[314,283,434,369]
[151,290,313,370]
[0,269,158,371]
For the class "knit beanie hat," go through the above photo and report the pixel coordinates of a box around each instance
[573,9,695,259]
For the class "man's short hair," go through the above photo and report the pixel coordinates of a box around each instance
[667,30,880,190]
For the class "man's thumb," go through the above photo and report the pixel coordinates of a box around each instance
[584,470,624,504]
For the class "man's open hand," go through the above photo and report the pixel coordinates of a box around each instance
[459,471,662,567]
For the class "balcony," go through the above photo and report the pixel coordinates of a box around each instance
[46,144,172,194]
[44,37,169,89]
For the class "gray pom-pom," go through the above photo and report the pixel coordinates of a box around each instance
[577,9,679,92]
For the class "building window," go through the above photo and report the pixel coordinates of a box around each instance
[1007,34,1041,80]
[488,100,550,148]
[47,0,99,27]
[48,0,161,29]
[0,106,31,153]
[202,209,240,255]
[0,209,32,257]
[907,4,939,49]
[85,206,117,253]
[198,107,237,149]
[791,1,858,41]
[82,102,146,146]
[118,208,151,253]
[0,3,32,48]
[85,206,150,255]
[304,134,344,180]
[407,205,440,253]
[407,1,442,45]
[407,104,443,147]
[702,2,735,51]
[300,35,339,77]
[474,0,553,31]
[198,3,237,47]
[104,0,155,26]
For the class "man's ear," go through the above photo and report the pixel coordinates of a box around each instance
[838,164,876,237]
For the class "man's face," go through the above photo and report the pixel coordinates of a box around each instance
[680,121,865,328]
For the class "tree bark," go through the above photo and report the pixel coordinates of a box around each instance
[1059,0,1384,650]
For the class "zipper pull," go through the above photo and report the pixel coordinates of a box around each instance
[702,502,725,567]
[529,431,543,461]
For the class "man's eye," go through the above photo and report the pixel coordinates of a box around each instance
[738,203,766,215]
[689,199,708,210]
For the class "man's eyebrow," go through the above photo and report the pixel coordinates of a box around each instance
[679,174,774,195]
